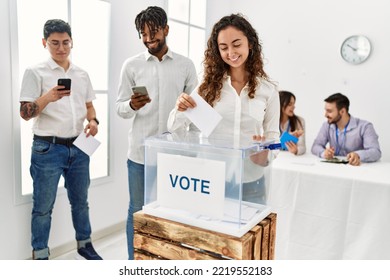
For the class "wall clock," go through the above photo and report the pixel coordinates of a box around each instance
[340,35,371,64]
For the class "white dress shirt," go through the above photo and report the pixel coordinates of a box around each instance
[168,76,280,142]
[168,75,280,182]
[116,49,198,164]
[19,57,95,138]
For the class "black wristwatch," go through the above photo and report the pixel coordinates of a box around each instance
[89,117,99,125]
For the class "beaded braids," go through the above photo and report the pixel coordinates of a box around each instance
[135,6,167,39]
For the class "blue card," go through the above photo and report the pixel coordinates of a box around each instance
[280,131,298,150]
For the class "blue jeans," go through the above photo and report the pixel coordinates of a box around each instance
[126,159,144,260]
[30,139,91,259]
[242,176,266,204]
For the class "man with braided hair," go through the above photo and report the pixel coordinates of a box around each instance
[116,6,198,259]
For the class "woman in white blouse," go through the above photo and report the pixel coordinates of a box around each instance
[167,14,280,204]
[279,90,306,155]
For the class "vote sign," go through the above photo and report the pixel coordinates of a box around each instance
[157,153,226,219]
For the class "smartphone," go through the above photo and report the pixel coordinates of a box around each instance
[321,157,349,164]
[58,78,71,91]
[131,86,149,96]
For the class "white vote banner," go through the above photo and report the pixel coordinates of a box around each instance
[157,153,226,219]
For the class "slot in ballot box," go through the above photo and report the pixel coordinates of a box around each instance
[143,132,275,237]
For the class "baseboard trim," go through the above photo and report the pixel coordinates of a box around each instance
[48,221,126,259]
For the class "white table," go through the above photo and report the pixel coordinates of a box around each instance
[267,152,390,259]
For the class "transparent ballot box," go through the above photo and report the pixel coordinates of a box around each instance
[143,132,275,237]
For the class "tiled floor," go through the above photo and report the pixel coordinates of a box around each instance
[53,230,128,260]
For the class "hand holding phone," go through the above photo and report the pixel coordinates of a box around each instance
[58,78,71,91]
[131,86,149,96]
[130,86,151,110]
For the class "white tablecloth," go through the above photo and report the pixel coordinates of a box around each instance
[268,152,390,259]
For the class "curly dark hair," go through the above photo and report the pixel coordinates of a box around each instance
[199,14,269,106]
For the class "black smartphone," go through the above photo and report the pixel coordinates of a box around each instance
[58,78,71,91]
[131,86,148,96]
[321,157,349,164]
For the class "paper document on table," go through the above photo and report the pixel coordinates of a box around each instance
[183,92,222,137]
[73,132,101,156]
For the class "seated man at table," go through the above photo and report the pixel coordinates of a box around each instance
[311,93,381,166]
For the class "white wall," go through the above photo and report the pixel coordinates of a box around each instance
[1,0,389,260]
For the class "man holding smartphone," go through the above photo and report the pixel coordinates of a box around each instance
[115,6,198,259]
[19,19,102,260]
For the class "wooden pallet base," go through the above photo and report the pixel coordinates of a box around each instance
[133,211,277,260]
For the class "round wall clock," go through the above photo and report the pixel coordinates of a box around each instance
[340,35,372,64]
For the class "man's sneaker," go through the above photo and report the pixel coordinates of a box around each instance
[32,250,49,260]
[76,243,103,260]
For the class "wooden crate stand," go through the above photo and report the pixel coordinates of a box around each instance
[133,211,277,260]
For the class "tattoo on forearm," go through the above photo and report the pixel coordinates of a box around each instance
[20,102,39,120]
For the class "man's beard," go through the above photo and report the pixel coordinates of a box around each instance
[145,37,166,55]
[328,113,342,124]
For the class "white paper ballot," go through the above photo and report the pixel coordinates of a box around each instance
[183,92,222,137]
[73,132,101,156]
